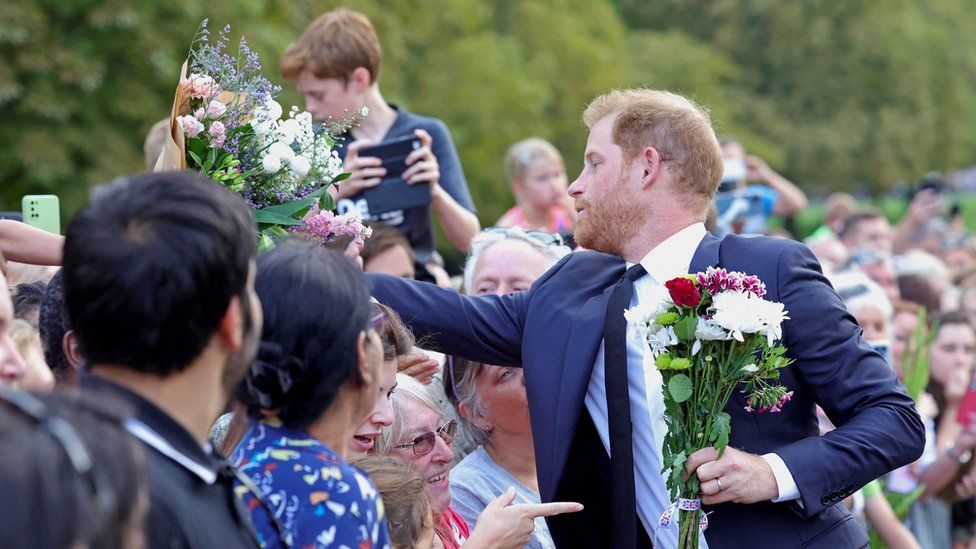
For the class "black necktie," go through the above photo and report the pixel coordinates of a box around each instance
[605,263,647,548]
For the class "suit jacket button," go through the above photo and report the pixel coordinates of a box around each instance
[821,495,831,505]
[846,484,855,494]
[829,490,839,500]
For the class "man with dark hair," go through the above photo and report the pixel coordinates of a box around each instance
[839,208,893,255]
[63,171,263,549]
[12,280,45,327]
[38,270,82,384]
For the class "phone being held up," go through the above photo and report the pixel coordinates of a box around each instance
[21,195,61,235]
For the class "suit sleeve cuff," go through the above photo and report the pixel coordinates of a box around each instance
[762,452,801,502]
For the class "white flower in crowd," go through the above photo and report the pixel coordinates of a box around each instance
[268,141,294,162]
[277,118,301,146]
[741,364,759,374]
[252,100,283,136]
[262,154,282,173]
[711,291,765,342]
[695,318,729,341]
[178,115,204,138]
[289,155,311,178]
[206,100,227,118]
[646,325,679,357]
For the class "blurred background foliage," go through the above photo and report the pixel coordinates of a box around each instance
[3,0,976,245]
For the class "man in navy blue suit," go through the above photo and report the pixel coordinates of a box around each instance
[368,89,924,548]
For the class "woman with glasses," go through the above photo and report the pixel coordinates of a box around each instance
[232,242,390,549]
[377,374,580,549]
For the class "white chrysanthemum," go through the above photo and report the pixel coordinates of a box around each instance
[289,155,311,178]
[261,154,281,173]
[276,118,301,145]
[695,318,729,341]
[755,299,790,345]
[268,141,294,162]
[711,291,765,342]
[646,325,678,357]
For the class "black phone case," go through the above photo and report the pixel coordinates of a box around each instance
[358,136,430,214]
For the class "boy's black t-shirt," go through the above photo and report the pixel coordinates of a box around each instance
[334,104,476,266]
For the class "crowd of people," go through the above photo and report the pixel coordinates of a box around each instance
[0,6,972,549]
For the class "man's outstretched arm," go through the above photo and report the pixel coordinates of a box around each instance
[367,255,573,366]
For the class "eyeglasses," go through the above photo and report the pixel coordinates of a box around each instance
[0,389,117,518]
[394,420,457,456]
[484,226,565,247]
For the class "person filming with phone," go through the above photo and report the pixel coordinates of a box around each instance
[714,137,808,236]
[280,9,480,283]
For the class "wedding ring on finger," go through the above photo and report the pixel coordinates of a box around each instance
[716,478,725,492]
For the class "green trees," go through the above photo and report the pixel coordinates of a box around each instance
[3,0,976,235]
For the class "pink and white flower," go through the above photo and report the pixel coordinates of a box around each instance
[183,73,221,99]
[209,121,226,148]
[178,115,205,138]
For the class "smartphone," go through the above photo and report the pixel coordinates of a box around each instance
[358,135,430,214]
[21,195,61,235]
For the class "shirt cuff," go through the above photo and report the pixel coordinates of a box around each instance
[762,453,801,502]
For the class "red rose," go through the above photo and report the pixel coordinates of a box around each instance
[665,277,701,308]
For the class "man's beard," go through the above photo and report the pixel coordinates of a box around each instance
[574,171,645,256]
[221,294,259,397]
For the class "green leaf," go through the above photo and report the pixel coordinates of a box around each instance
[673,316,697,341]
[668,374,693,403]
[333,172,351,183]
[711,412,731,455]
[253,209,304,226]
[257,233,275,252]
[187,150,203,167]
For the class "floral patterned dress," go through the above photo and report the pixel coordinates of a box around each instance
[232,418,391,549]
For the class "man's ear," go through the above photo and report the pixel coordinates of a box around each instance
[349,67,372,93]
[217,296,245,352]
[640,146,663,190]
[62,330,84,369]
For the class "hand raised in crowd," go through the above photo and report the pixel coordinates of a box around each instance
[402,129,440,187]
[397,351,440,384]
[953,416,976,454]
[686,446,779,505]
[744,154,772,183]
[955,473,976,501]
[944,367,972,404]
[465,487,582,549]
[905,188,946,227]
[336,139,386,200]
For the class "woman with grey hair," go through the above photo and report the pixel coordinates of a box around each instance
[376,374,580,549]
[462,227,571,295]
[449,356,556,548]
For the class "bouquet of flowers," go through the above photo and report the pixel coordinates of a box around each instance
[626,267,792,548]
[153,21,371,250]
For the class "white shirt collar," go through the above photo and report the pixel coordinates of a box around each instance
[632,222,707,283]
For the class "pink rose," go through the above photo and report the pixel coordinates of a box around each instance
[183,73,220,99]
[209,121,226,148]
[206,100,227,118]
[178,115,204,138]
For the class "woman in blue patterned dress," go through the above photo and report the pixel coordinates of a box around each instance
[232,242,391,548]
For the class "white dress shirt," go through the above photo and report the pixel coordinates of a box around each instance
[584,222,799,545]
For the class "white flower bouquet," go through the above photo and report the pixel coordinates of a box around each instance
[154,21,370,249]
[626,267,793,548]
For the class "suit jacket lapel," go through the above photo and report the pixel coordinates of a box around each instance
[546,272,621,498]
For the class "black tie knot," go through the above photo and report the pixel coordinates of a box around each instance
[624,263,647,282]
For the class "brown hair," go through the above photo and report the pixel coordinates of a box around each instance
[362,225,413,268]
[280,8,382,84]
[897,274,942,314]
[354,456,432,548]
[374,302,414,361]
[504,137,564,184]
[839,208,887,241]
[581,89,724,211]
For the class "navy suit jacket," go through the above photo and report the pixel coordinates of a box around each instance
[368,234,925,547]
